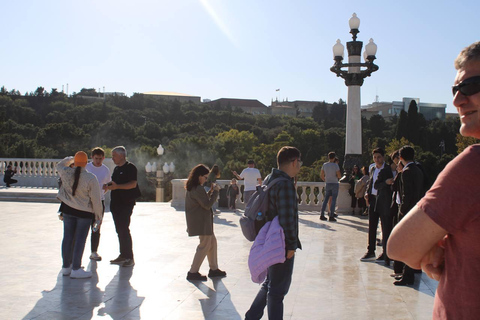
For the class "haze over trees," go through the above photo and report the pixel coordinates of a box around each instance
[1,86,473,199]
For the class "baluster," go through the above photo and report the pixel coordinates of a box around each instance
[308,186,314,206]
[300,186,307,205]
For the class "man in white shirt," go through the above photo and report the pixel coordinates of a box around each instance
[232,160,262,204]
[86,147,111,261]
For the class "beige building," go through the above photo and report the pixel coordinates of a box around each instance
[362,97,446,120]
[142,91,201,104]
[204,98,268,115]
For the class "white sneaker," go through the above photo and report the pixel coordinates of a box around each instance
[61,266,72,276]
[70,268,92,279]
[90,252,102,261]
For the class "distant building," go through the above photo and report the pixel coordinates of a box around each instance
[204,98,268,115]
[270,100,322,117]
[142,91,201,104]
[362,97,446,120]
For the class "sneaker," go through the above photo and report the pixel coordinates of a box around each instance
[187,272,207,281]
[329,217,337,222]
[61,265,72,276]
[70,268,92,279]
[376,253,385,261]
[320,215,327,221]
[208,269,227,278]
[110,255,127,265]
[334,213,338,218]
[360,252,376,261]
[90,252,102,261]
[122,259,135,267]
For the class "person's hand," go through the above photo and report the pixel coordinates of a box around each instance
[420,236,447,281]
[103,181,116,191]
[213,183,221,191]
[94,214,103,223]
[286,250,295,259]
[386,178,394,185]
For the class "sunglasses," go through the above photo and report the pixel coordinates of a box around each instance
[452,76,480,97]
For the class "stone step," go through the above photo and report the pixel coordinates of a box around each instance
[0,187,59,203]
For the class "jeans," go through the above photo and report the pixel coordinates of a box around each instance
[245,256,295,320]
[321,183,339,218]
[62,214,91,270]
[111,202,135,259]
[244,190,255,204]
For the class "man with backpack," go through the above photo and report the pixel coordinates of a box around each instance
[245,146,302,320]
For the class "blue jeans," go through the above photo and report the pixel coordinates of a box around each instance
[321,183,339,218]
[245,256,295,320]
[62,214,91,270]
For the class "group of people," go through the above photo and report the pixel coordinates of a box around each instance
[58,146,140,279]
[358,146,425,287]
[184,42,480,319]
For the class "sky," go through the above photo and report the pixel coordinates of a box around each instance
[1,0,479,114]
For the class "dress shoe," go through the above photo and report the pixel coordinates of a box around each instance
[320,215,327,221]
[390,273,402,278]
[394,275,403,280]
[394,278,414,286]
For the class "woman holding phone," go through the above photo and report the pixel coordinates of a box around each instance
[185,164,226,281]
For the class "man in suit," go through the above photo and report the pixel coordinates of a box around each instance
[392,145,424,286]
[360,148,393,265]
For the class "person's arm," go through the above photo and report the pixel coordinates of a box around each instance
[320,168,325,181]
[104,180,137,191]
[388,205,447,270]
[336,170,341,179]
[190,185,219,210]
[232,170,243,180]
[399,169,415,214]
[374,167,393,191]
[276,180,298,257]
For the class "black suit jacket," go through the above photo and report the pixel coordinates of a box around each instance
[373,165,394,214]
[399,162,424,216]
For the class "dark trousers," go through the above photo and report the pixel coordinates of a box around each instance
[367,195,392,255]
[245,256,295,320]
[111,202,135,259]
[4,178,17,186]
[90,201,105,253]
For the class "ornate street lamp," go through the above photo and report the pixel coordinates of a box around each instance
[330,13,379,178]
[145,144,174,202]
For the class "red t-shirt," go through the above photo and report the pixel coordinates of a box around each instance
[417,145,480,319]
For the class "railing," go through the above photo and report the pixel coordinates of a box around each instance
[171,179,353,213]
[0,158,116,188]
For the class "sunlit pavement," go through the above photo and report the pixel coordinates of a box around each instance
[1,200,438,320]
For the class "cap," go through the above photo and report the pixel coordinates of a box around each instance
[74,151,88,167]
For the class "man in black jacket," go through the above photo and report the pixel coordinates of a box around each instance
[360,148,393,265]
[393,145,424,286]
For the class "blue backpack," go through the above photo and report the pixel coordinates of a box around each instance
[239,177,289,241]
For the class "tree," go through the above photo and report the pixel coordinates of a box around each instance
[406,100,421,144]
[395,110,408,140]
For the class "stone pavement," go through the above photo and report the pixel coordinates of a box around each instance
[1,200,438,320]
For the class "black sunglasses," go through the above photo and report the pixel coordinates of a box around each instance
[452,76,480,97]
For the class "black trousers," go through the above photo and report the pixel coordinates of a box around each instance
[111,202,135,259]
[367,195,392,256]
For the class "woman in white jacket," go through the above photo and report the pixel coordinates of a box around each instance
[57,151,103,279]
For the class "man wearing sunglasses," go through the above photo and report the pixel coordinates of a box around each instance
[388,41,480,319]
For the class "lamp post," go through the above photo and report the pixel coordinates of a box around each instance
[330,13,379,178]
[145,144,175,202]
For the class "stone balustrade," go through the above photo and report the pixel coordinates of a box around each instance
[171,179,353,213]
[0,158,116,188]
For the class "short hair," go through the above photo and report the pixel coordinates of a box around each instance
[399,145,415,162]
[91,147,105,157]
[186,164,210,191]
[277,146,301,166]
[390,150,400,160]
[328,152,336,159]
[247,159,255,165]
[372,147,384,156]
[112,146,127,157]
[455,41,480,70]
